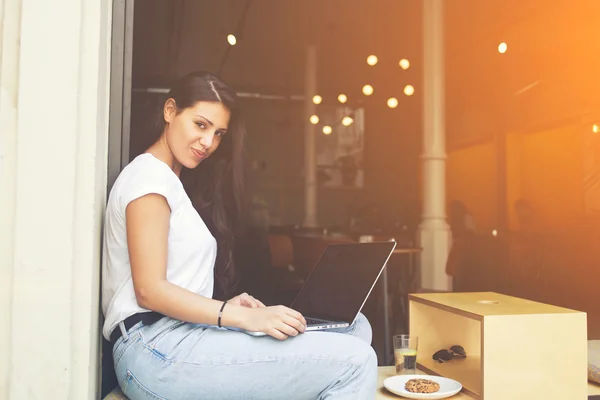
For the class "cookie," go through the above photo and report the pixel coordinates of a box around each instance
[405,378,440,394]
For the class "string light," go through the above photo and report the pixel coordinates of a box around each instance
[227,34,237,46]
[498,42,507,54]
[301,56,421,127]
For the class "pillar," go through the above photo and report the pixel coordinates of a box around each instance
[303,45,318,227]
[418,0,452,291]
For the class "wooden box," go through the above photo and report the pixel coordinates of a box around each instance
[408,292,587,400]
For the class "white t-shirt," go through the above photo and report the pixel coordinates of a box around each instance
[101,153,217,340]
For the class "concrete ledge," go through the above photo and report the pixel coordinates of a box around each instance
[103,387,128,400]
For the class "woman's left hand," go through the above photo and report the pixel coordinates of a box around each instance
[228,292,266,309]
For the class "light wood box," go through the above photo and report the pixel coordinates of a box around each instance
[408,292,587,400]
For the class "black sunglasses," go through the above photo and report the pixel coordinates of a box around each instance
[432,345,467,363]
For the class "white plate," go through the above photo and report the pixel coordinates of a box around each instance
[383,375,462,399]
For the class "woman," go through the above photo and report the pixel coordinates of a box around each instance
[102,71,377,399]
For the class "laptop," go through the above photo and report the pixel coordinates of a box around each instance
[230,240,397,336]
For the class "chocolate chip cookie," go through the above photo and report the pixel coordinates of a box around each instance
[405,378,440,394]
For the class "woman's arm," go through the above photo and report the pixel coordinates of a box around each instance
[126,194,306,339]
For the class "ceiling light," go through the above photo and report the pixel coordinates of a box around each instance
[367,55,378,66]
[498,42,507,54]
[593,124,599,133]
[362,85,374,96]
[387,97,399,108]
[404,85,415,96]
[338,94,347,104]
[309,115,319,124]
[342,117,353,126]
[323,125,332,135]
[399,59,410,70]
[312,95,322,105]
[227,34,237,46]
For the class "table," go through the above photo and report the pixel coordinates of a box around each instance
[382,247,422,365]
[376,366,600,399]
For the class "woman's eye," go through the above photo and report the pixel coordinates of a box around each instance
[196,122,206,129]
[215,131,224,137]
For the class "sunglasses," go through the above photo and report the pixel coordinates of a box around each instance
[432,345,467,363]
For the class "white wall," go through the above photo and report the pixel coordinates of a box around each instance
[0,0,112,398]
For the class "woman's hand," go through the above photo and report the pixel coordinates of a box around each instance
[241,305,307,340]
[228,292,265,309]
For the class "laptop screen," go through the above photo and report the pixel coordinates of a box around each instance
[290,241,396,323]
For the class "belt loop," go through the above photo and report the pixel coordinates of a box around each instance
[119,321,129,342]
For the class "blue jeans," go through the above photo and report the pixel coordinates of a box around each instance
[113,313,377,399]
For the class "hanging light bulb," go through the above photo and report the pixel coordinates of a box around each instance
[312,95,322,105]
[387,97,399,108]
[309,115,319,124]
[404,85,415,96]
[399,59,410,70]
[342,116,353,126]
[367,55,378,66]
[362,85,374,96]
[498,42,507,54]
[338,94,347,104]
[227,34,237,46]
[322,125,332,135]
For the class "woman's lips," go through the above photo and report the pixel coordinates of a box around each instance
[191,148,207,159]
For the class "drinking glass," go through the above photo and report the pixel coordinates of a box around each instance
[393,334,418,374]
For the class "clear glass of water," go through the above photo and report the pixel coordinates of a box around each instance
[393,334,418,374]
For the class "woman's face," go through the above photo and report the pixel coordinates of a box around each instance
[163,99,231,169]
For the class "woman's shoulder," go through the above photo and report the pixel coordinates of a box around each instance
[115,154,177,186]
[110,153,184,211]
[124,153,174,175]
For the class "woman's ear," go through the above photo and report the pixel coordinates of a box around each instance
[163,98,177,123]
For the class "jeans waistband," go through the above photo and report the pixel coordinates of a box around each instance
[110,311,164,348]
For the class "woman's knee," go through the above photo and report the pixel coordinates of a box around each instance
[358,341,377,369]
[349,341,378,386]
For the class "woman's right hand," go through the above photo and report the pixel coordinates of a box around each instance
[241,305,307,340]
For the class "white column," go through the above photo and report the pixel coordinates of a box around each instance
[0,0,112,398]
[0,0,22,397]
[418,0,452,291]
[303,45,318,227]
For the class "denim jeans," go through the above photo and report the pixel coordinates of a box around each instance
[113,313,377,400]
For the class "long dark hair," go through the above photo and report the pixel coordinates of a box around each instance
[154,71,246,299]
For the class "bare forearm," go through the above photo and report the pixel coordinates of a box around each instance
[137,280,248,329]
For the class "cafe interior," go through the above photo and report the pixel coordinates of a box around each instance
[106,0,600,398]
